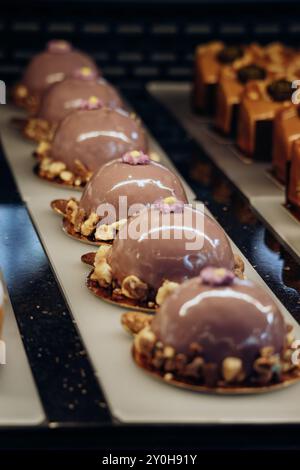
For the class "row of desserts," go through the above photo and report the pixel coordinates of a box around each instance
[193,41,300,215]
[11,40,300,395]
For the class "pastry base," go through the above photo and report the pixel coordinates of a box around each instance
[133,347,300,395]
[62,219,111,246]
[86,273,156,312]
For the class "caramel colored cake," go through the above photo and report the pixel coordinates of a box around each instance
[193,42,262,115]
[13,40,98,114]
[87,201,244,310]
[272,105,300,184]
[237,78,294,160]
[24,68,123,142]
[36,104,148,188]
[287,138,300,215]
[51,151,188,243]
[214,43,293,136]
[131,267,300,392]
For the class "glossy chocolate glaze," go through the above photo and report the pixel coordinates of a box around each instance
[79,159,188,219]
[37,78,123,124]
[152,276,285,372]
[22,49,98,97]
[273,106,300,183]
[50,107,148,172]
[108,207,235,289]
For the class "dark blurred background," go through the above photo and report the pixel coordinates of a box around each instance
[1,0,300,88]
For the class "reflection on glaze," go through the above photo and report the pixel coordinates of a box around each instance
[22,47,98,97]
[77,130,132,143]
[152,276,285,370]
[179,288,273,317]
[38,77,123,124]
[50,108,147,172]
[79,159,187,216]
[108,207,235,289]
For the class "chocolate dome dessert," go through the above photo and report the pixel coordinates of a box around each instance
[51,151,188,244]
[36,103,148,189]
[85,201,244,311]
[13,40,98,113]
[24,68,123,142]
[128,267,300,393]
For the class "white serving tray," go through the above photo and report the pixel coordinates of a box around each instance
[0,273,45,426]
[148,82,300,260]
[1,104,300,424]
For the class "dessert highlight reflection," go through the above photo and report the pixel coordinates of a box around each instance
[83,201,244,311]
[24,68,124,142]
[124,267,300,393]
[36,102,148,189]
[13,40,99,114]
[51,151,188,244]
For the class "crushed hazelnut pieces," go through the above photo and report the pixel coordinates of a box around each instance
[37,149,92,188]
[133,325,300,389]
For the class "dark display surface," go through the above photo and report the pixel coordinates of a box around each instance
[0,87,300,450]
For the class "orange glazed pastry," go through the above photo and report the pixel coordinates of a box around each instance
[214,43,296,136]
[272,105,300,184]
[193,42,257,115]
[237,78,294,160]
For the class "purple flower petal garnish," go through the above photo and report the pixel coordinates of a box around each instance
[78,96,103,110]
[153,197,185,214]
[200,266,235,287]
[122,150,150,165]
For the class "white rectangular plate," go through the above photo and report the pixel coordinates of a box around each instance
[1,105,300,424]
[0,274,45,426]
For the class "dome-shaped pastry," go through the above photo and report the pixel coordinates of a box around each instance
[130,267,300,392]
[13,40,98,113]
[24,68,123,142]
[37,105,148,188]
[51,151,188,244]
[86,201,244,311]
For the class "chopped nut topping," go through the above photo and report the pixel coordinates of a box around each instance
[95,223,116,241]
[134,326,156,355]
[66,199,78,225]
[74,208,86,233]
[36,141,50,156]
[163,346,175,359]
[91,260,112,287]
[94,245,111,266]
[121,275,148,300]
[80,212,100,237]
[234,254,245,279]
[222,357,244,383]
[156,280,179,305]
[40,157,52,172]
[60,170,74,183]
[121,311,153,335]
[49,161,67,176]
